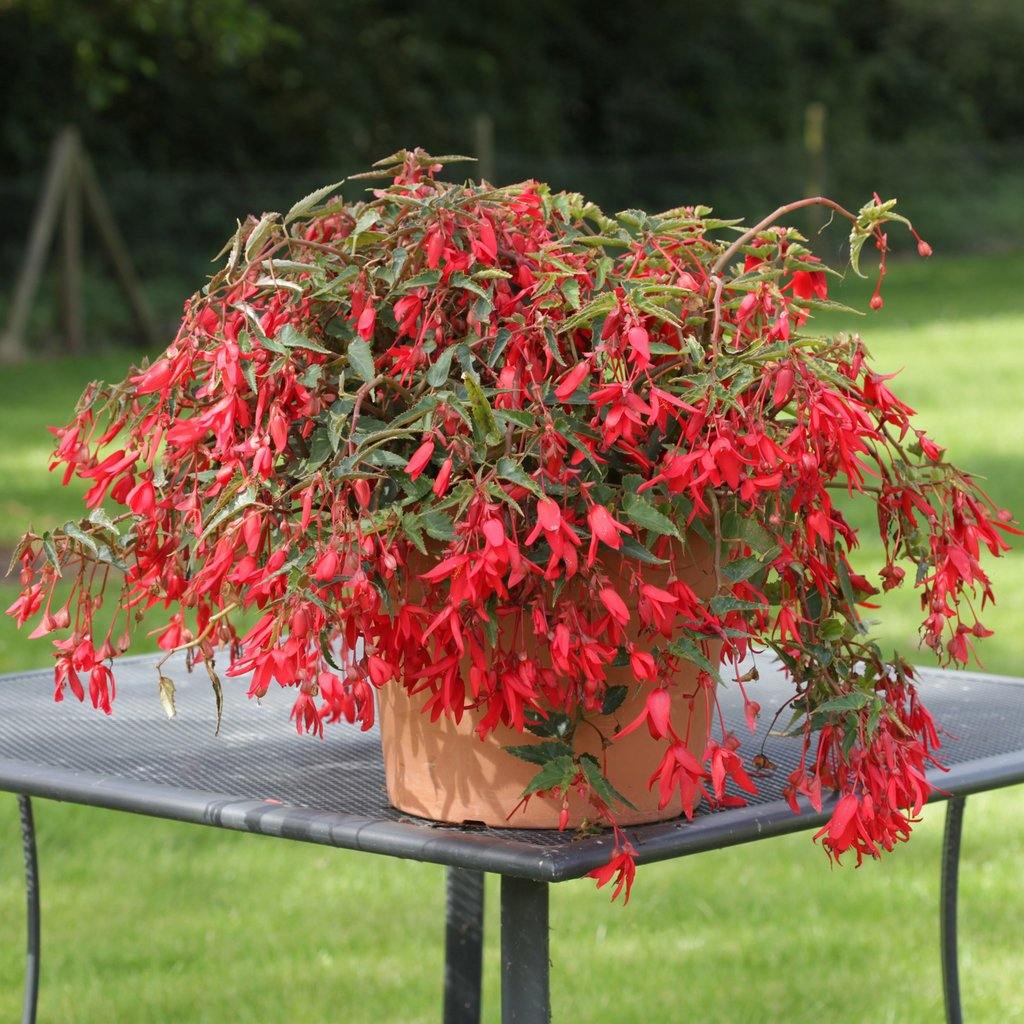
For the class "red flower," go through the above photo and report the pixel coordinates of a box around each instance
[588,840,637,903]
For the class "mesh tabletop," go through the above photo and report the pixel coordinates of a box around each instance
[0,655,1022,881]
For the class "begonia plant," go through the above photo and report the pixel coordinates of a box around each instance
[8,149,1017,900]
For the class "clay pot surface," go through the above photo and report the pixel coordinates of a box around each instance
[378,537,719,829]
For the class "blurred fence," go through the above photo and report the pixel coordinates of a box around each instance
[3,135,1024,348]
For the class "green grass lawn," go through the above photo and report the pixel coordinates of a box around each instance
[0,252,1022,1021]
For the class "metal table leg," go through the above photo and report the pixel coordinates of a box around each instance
[17,796,40,1024]
[444,867,484,1024]
[941,795,967,1024]
[501,875,550,1024]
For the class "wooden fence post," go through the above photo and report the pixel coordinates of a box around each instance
[804,102,828,233]
[474,114,495,184]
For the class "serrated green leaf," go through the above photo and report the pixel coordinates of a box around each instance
[667,637,721,679]
[504,740,574,766]
[351,209,380,237]
[200,486,256,541]
[285,179,346,222]
[347,338,377,384]
[617,535,668,565]
[722,555,767,583]
[622,493,681,539]
[579,753,637,810]
[61,520,99,556]
[496,457,543,497]
[427,346,456,387]
[450,272,491,301]
[463,372,500,444]
[709,595,765,615]
[244,212,278,262]
[402,269,442,291]
[418,510,455,542]
[814,691,871,716]
[601,685,629,715]
[401,513,428,554]
[276,324,333,355]
[522,755,576,796]
[720,510,775,554]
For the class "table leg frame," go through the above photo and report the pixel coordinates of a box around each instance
[16,795,40,1024]
[941,795,967,1024]
[3,792,980,1024]
[444,867,484,1024]
[501,875,550,1024]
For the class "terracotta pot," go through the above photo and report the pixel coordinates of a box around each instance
[378,537,719,829]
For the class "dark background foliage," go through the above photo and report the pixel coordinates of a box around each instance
[3,0,1024,336]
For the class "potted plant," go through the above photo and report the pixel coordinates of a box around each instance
[8,149,1016,901]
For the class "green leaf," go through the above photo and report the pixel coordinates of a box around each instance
[450,272,491,301]
[462,372,501,445]
[722,555,768,583]
[666,637,721,679]
[504,740,574,766]
[402,269,442,291]
[401,513,428,554]
[522,755,576,797]
[601,685,629,715]
[622,493,681,539]
[720,510,775,554]
[276,324,333,355]
[496,457,543,497]
[61,520,99,556]
[244,212,278,262]
[327,412,346,452]
[347,338,377,384]
[617,535,668,565]
[351,208,380,237]
[305,428,333,471]
[819,616,847,641]
[427,346,456,387]
[418,510,456,542]
[835,551,866,633]
[495,409,536,429]
[285,179,345,222]
[525,709,573,738]
[200,486,256,542]
[813,691,871,716]
[709,595,765,615]
[579,754,637,810]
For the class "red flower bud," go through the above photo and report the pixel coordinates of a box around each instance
[433,456,453,497]
[405,439,435,480]
[554,361,590,402]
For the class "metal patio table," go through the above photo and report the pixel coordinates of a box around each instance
[0,656,1022,1023]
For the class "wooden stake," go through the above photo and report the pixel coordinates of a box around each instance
[77,148,159,348]
[0,127,76,360]
[59,148,84,353]
[1,126,160,360]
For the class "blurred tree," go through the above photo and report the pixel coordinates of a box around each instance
[3,0,1022,175]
